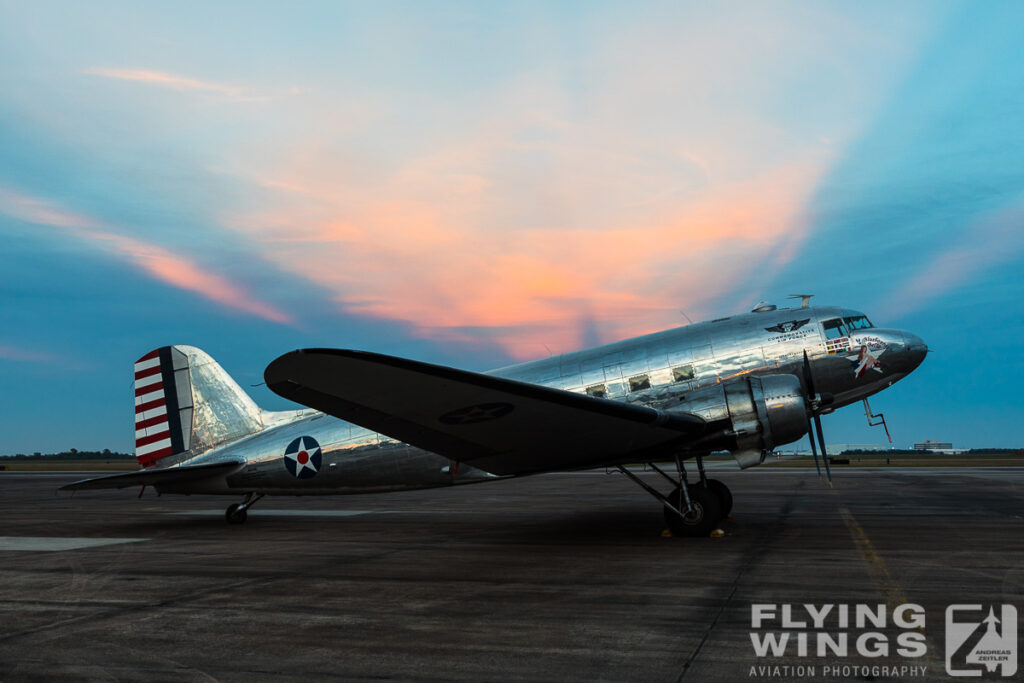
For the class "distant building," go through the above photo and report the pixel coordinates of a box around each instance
[914,440,953,451]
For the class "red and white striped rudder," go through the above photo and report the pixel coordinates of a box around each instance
[133,347,193,467]
[133,345,263,468]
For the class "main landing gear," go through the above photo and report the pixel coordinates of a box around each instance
[225,492,264,524]
[617,454,732,538]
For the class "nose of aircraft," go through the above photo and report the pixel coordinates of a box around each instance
[901,331,929,371]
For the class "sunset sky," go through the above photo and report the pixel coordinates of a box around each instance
[2,1,1023,453]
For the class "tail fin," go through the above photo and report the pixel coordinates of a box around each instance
[133,346,263,468]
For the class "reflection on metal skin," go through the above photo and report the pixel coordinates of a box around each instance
[152,304,927,495]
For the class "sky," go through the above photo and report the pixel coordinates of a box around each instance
[1,0,1023,453]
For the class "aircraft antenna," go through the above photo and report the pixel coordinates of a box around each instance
[679,310,693,325]
[787,294,814,309]
[542,343,554,357]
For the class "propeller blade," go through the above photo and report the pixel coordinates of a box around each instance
[802,350,816,397]
[814,414,833,486]
[807,417,822,477]
[803,349,833,484]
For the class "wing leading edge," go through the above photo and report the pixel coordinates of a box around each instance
[264,349,706,475]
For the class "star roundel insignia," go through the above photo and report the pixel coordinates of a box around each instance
[438,402,515,425]
[284,436,322,479]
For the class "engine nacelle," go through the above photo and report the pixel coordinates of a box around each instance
[673,374,808,468]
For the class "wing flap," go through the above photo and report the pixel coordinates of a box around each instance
[60,461,243,491]
[265,349,705,475]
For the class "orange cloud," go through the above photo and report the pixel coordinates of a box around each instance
[207,4,921,358]
[0,187,292,325]
[221,154,825,358]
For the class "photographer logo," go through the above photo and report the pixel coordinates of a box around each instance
[946,605,1017,677]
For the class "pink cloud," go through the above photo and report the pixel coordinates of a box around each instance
[0,187,292,325]
[83,67,270,102]
[82,231,293,325]
[0,344,62,365]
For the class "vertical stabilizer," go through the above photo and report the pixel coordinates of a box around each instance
[133,346,263,468]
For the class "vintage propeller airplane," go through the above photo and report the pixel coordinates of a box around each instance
[63,296,928,536]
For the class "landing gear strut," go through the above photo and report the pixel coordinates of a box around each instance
[225,492,263,524]
[617,454,732,537]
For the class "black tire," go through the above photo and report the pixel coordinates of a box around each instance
[663,485,722,537]
[226,503,247,524]
[705,479,733,518]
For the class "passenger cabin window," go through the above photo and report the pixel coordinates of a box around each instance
[672,365,695,382]
[822,318,848,339]
[585,383,607,398]
[628,374,651,392]
[844,315,873,331]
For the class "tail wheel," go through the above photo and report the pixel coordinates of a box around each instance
[663,485,722,537]
[225,503,248,524]
[704,479,733,518]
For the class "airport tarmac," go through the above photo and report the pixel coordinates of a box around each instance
[0,468,1021,681]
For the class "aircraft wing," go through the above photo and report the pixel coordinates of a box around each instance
[60,461,243,491]
[265,349,706,475]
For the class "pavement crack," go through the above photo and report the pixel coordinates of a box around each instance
[675,494,797,681]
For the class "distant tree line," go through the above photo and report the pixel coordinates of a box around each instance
[840,448,1022,455]
[0,448,134,460]
[3,447,1020,461]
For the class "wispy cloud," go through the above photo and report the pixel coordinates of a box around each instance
[0,344,62,365]
[0,187,292,325]
[83,67,271,102]
[879,203,1024,320]
[0,188,105,230]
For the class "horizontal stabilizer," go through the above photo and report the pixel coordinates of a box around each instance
[60,461,243,491]
[265,349,706,475]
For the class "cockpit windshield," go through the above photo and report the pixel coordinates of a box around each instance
[822,318,848,339]
[844,315,873,331]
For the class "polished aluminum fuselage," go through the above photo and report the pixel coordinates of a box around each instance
[173,305,926,495]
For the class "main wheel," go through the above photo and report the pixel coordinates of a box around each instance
[704,479,733,518]
[663,485,722,537]
[225,503,248,524]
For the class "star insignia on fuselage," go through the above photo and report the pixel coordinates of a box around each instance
[284,435,322,479]
[846,345,885,378]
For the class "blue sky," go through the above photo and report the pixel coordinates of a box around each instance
[1,1,1022,453]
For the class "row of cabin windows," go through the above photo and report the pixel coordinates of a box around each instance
[584,315,875,396]
[584,363,695,398]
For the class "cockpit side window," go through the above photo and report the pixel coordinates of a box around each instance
[822,318,848,339]
[843,315,873,331]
